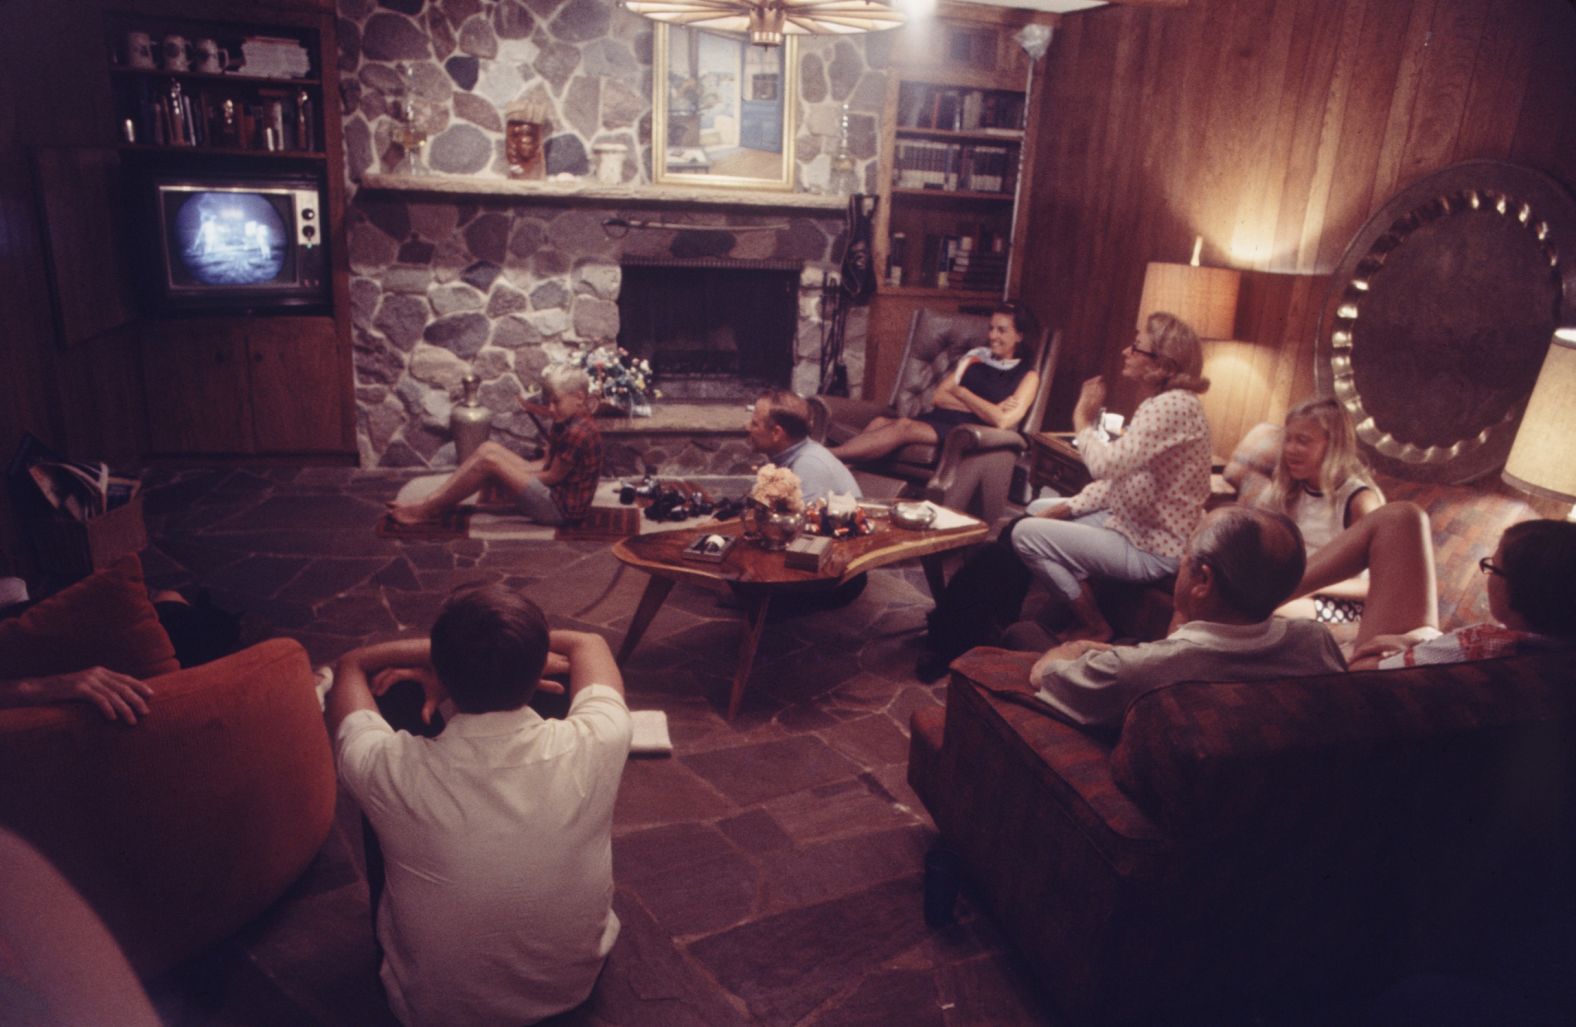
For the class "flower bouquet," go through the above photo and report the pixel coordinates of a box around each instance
[571,345,659,417]
[744,464,805,550]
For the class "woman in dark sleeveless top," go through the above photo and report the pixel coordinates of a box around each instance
[829,302,1039,463]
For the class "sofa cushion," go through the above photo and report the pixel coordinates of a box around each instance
[0,554,179,680]
[1110,651,1576,839]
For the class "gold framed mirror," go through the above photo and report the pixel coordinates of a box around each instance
[652,24,797,191]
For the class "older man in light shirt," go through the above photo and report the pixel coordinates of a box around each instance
[1032,506,1346,732]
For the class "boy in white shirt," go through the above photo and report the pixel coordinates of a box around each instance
[326,585,631,1026]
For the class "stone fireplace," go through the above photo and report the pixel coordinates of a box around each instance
[335,2,888,470]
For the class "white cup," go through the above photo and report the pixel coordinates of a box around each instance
[193,38,228,74]
[126,31,155,69]
[160,34,191,72]
[1101,411,1125,436]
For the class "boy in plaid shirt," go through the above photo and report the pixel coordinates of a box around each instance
[389,365,602,527]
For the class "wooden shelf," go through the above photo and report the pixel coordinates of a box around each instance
[892,187,1016,203]
[111,67,321,88]
[895,126,1024,143]
[878,285,1001,300]
[359,172,848,213]
[118,143,324,159]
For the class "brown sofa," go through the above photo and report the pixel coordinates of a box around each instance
[0,555,336,978]
[909,646,1576,1024]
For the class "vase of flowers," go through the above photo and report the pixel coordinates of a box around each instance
[747,464,804,550]
[568,345,659,417]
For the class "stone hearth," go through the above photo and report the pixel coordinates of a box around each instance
[337,2,890,471]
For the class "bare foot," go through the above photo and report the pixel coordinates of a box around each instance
[387,503,439,526]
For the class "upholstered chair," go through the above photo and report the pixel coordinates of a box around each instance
[810,309,1061,525]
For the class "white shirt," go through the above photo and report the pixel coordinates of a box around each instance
[1032,618,1347,730]
[336,685,632,1026]
[1065,389,1212,560]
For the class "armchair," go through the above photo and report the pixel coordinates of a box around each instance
[811,309,1061,525]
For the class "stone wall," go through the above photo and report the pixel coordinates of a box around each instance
[336,0,890,468]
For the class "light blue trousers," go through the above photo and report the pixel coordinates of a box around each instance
[1011,507,1178,601]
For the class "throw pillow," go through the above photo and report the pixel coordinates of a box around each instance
[0,555,179,680]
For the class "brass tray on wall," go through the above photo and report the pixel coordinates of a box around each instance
[1316,160,1576,484]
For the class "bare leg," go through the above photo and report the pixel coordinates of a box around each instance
[388,441,536,525]
[829,417,939,463]
[1296,501,1438,646]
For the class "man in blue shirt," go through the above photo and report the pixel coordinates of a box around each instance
[745,389,861,503]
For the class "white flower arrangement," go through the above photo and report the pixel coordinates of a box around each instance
[566,344,660,416]
[750,464,803,514]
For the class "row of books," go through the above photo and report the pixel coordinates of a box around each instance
[122,77,316,151]
[888,231,1009,291]
[896,84,1026,133]
[894,141,1017,194]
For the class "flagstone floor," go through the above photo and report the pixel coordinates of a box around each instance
[131,466,1574,1026]
[135,466,1055,1027]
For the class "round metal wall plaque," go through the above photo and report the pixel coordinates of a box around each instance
[1316,160,1576,483]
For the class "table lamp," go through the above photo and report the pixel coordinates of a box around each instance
[1136,237,1241,340]
[1503,327,1576,515]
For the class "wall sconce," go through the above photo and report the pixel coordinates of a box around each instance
[1503,327,1576,513]
[1136,236,1241,340]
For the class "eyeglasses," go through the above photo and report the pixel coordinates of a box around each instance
[1479,557,1505,577]
[1128,343,1161,360]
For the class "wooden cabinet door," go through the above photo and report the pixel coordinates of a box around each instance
[140,322,254,455]
[245,316,346,454]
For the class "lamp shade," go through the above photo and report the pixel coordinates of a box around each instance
[1503,328,1576,504]
[1136,261,1241,341]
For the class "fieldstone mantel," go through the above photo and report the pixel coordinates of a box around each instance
[360,173,851,214]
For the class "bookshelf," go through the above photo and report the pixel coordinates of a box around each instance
[105,14,324,158]
[865,3,1053,401]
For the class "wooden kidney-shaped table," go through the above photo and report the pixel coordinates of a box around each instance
[611,515,989,719]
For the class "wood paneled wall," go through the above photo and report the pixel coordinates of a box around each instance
[1021,0,1576,455]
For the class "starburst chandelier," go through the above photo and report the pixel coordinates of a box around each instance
[623,0,907,48]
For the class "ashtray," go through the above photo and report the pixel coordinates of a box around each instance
[891,501,937,531]
[681,533,736,563]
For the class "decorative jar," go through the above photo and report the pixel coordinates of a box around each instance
[758,509,804,551]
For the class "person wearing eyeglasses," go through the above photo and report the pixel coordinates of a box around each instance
[1292,505,1576,670]
[1011,311,1213,642]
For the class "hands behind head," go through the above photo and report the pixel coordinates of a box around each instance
[371,664,448,725]
[31,667,153,725]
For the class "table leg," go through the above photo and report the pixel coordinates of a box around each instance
[727,592,772,720]
[617,576,675,665]
[920,553,949,600]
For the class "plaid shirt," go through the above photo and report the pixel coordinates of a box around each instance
[547,413,602,521]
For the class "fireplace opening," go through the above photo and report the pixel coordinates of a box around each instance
[617,257,801,401]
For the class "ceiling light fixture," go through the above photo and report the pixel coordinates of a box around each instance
[623,1,906,48]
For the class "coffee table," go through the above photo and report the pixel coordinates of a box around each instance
[611,514,989,719]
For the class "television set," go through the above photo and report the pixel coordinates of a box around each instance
[145,172,328,313]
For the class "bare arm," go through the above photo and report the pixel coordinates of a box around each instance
[328,638,435,735]
[550,630,624,700]
[0,668,153,725]
[932,368,1040,430]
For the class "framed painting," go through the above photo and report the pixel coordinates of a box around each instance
[652,24,797,191]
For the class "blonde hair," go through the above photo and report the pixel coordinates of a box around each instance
[541,364,590,399]
[1143,312,1209,394]
[1268,397,1379,515]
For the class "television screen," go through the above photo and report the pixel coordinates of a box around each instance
[160,186,296,288]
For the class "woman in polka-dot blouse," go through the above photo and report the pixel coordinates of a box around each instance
[1010,312,1213,641]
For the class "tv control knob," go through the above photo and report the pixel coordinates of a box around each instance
[302,225,316,239]
[301,208,315,220]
